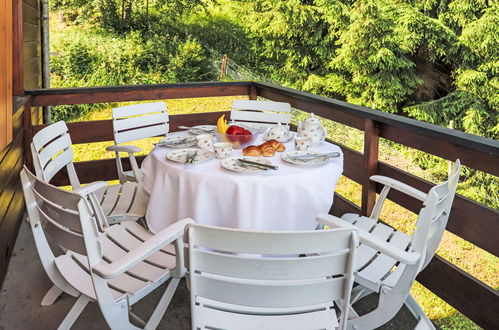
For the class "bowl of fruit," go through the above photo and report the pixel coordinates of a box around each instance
[216,115,259,148]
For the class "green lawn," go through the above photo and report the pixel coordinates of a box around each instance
[69,96,496,329]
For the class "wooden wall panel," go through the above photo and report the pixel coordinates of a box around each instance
[1,0,14,150]
[0,104,25,285]
[1,0,40,287]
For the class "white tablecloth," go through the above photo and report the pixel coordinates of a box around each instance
[142,132,343,233]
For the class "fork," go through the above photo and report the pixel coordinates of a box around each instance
[185,151,198,164]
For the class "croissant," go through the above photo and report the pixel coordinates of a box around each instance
[259,144,275,157]
[243,145,261,157]
[266,139,285,152]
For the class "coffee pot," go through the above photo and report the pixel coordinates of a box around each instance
[297,113,327,145]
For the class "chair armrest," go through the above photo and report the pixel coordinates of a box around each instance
[93,218,195,279]
[370,175,427,202]
[106,145,142,154]
[316,214,421,265]
[73,181,108,195]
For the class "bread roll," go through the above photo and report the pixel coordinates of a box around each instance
[243,146,261,157]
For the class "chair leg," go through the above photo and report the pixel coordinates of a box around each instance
[405,294,435,330]
[144,277,180,330]
[57,295,90,330]
[41,285,64,306]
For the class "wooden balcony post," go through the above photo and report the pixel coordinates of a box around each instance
[362,119,379,216]
[12,0,23,96]
[249,85,257,100]
[23,99,33,171]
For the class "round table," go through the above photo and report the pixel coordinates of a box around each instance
[142,132,343,233]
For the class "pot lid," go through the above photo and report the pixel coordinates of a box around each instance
[304,113,321,125]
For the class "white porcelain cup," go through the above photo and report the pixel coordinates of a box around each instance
[294,137,312,151]
[196,134,214,151]
[214,142,233,158]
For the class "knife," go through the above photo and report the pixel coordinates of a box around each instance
[237,159,278,170]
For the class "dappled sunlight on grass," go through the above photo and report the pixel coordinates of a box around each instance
[411,282,480,330]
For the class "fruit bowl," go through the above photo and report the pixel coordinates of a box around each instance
[215,128,259,149]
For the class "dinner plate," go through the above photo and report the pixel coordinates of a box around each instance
[189,125,217,135]
[281,151,333,166]
[262,131,295,143]
[166,148,214,164]
[221,156,272,173]
[157,135,197,148]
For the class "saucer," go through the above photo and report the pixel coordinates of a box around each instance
[262,131,295,143]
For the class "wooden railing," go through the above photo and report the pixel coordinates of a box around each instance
[25,81,498,328]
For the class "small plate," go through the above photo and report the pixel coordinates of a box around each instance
[235,123,267,133]
[221,157,272,173]
[189,125,217,135]
[262,131,295,143]
[166,148,214,164]
[158,135,197,148]
[281,151,331,166]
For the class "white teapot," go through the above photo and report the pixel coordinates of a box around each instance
[267,122,290,142]
[297,113,327,146]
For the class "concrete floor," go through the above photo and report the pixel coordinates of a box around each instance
[0,219,421,329]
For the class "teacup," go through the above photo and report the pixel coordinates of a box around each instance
[196,134,214,151]
[214,142,233,159]
[294,137,312,151]
[267,123,289,142]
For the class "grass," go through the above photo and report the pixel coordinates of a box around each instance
[67,96,497,329]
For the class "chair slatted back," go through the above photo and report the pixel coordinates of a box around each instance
[188,224,357,313]
[112,102,169,144]
[231,100,291,127]
[21,167,96,255]
[413,160,461,269]
[31,121,80,188]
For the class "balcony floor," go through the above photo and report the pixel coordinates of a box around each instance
[0,218,421,329]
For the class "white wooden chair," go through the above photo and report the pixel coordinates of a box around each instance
[31,120,148,225]
[185,224,359,330]
[317,159,461,330]
[107,102,169,183]
[231,99,291,129]
[21,166,194,329]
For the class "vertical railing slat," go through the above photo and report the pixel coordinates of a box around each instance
[362,119,379,216]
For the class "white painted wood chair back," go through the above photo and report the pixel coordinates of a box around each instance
[109,102,169,183]
[30,120,80,188]
[316,159,461,330]
[21,166,191,329]
[186,224,358,330]
[413,159,461,270]
[230,100,291,129]
[31,121,149,225]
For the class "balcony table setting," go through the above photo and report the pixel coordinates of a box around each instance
[141,112,344,233]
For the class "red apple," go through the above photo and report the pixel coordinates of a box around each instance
[226,125,244,135]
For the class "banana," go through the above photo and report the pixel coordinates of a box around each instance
[217,114,228,133]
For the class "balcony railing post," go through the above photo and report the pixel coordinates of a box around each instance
[249,85,257,100]
[23,98,33,171]
[362,119,379,216]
